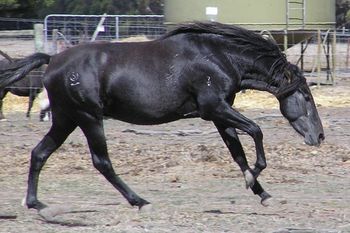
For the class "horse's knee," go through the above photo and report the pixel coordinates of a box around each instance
[248,125,263,141]
[92,155,113,174]
[30,148,47,170]
[30,137,57,170]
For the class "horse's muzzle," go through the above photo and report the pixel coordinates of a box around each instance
[304,132,325,146]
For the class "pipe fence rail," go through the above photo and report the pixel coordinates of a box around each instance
[44,14,165,46]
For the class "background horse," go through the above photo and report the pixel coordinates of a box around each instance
[0,50,45,120]
[0,22,324,213]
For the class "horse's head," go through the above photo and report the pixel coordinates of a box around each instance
[277,64,325,146]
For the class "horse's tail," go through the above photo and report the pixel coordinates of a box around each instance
[0,53,51,88]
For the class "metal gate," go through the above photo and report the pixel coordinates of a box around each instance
[44,14,165,51]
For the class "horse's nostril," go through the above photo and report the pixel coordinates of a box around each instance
[319,133,325,142]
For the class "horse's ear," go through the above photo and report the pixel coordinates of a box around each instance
[259,30,276,43]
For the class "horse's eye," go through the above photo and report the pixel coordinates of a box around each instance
[304,94,310,101]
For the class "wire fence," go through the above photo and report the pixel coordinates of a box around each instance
[44,14,165,45]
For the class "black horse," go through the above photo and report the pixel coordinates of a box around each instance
[0,52,44,120]
[0,22,324,212]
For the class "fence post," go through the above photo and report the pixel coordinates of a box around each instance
[34,24,44,52]
[91,13,107,42]
[115,16,120,41]
[346,38,350,69]
[284,30,288,52]
[316,29,321,87]
[52,29,59,54]
[300,41,304,72]
[331,29,336,85]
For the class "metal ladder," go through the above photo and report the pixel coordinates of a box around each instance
[286,0,306,29]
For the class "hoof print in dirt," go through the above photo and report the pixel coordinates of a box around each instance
[38,205,70,222]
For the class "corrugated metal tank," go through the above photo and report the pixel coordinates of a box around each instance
[164,0,336,48]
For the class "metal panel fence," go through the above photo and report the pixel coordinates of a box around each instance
[284,29,350,84]
[44,14,165,46]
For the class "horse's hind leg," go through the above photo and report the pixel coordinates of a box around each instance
[214,123,272,206]
[0,99,5,120]
[78,113,149,209]
[39,106,51,122]
[26,112,77,210]
[39,87,50,121]
[26,91,37,118]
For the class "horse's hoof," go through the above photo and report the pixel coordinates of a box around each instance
[41,116,50,122]
[130,196,150,210]
[139,203,153,213]
[261,196,273,207]
[244,170,255,189]
[137,199,151,210]
[260,192,273,207]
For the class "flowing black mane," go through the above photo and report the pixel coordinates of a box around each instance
[163,21,305,98]
[162,21,282,57]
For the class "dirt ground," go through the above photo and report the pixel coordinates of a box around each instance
[0,77,349,233]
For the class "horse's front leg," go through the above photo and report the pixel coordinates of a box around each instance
[198,96,266,187]
[214,123,272,206]
[226,110,267,186]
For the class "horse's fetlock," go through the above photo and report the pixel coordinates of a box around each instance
[26,197,37,209]
[244,169,255,189]
[255,161,267,171]
[27,199,47,210]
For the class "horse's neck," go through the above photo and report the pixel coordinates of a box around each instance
[201,37,281,94]
[239,60,279,95]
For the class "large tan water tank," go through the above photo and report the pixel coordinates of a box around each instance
[164,0,336,47]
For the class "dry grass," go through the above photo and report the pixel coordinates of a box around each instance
[235,84,350,109]
[114,36,150,43]
[3,93,40,113]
